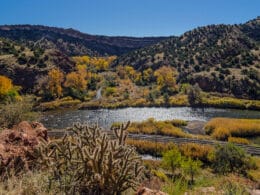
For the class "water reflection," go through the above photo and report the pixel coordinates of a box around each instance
[41,107,260,129]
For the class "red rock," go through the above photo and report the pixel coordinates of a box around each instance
[0,121,48,176]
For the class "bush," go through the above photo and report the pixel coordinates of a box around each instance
[37,122,144,194]
[181,157,202,184]
[162,147,182,175]
[212,143,255,175]
[187,84,202,106]
[0,96,39,128]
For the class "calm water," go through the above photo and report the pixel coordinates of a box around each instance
[41,107,260,129]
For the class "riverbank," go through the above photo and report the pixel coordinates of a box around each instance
[38,95,260,111]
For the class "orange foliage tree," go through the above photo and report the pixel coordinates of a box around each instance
[47,68,64,99]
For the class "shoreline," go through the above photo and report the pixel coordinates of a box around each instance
[38,101,260,112]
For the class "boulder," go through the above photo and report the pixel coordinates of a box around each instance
[0,121,48,177]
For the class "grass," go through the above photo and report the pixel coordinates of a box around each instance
[154,164,258,195]
[127,139,214,164]
[0,171,56,195]
[205,118,260,140]
[124,118,191,138]
[250,136,260,145]
[202,96,260,110]
[126,139,176,156]
[39,96,81,111]
[228,136,250,145]
[247,157,260,182]
[179,143,214,163]
[113,119,211,141]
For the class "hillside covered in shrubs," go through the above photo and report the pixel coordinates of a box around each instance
[115,17,260,99]
[0,17,259,110]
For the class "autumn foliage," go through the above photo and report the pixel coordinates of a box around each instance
[154,66,178,94]
[0,75,20,101]
[64,65,89,92]
[47,68,64,99]
[73,55,116,71]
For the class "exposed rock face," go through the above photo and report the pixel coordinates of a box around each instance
[136,187,168,195]
[0,121,48,177]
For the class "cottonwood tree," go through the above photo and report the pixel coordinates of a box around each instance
[47,68,64,99]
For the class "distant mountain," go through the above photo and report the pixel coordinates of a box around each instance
[0,25,170,56]
[115,17,260,98]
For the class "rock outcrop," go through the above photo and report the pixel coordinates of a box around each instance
[0,121,48,177]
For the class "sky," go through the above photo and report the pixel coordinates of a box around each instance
[0,0,259,37]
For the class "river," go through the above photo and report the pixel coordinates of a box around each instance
[41,107,260,129]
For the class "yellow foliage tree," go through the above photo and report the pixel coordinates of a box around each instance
[0,75,20,100]
[154,66,178,94]
[65,65,88,92]
[0,76,13,96]
[72,55,116,71]
[48,68,64,99]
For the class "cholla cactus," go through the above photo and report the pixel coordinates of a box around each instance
[37,121,144,194]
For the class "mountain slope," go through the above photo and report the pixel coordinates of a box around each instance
[0,37,75,91]
[0,25,170,56]
[115,17,260,99]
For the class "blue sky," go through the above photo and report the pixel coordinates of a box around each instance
[0,0,259,37]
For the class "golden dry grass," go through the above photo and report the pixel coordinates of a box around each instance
[228,137,250,145]
[205,118,260,140]
[127,118,190,138]
[202,96,260,110]
[126,139,176,156]
[179,143,214,163]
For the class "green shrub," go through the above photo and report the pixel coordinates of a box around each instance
[181,157,202,184]
[212,143,255,175]
[162,147,182,175]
